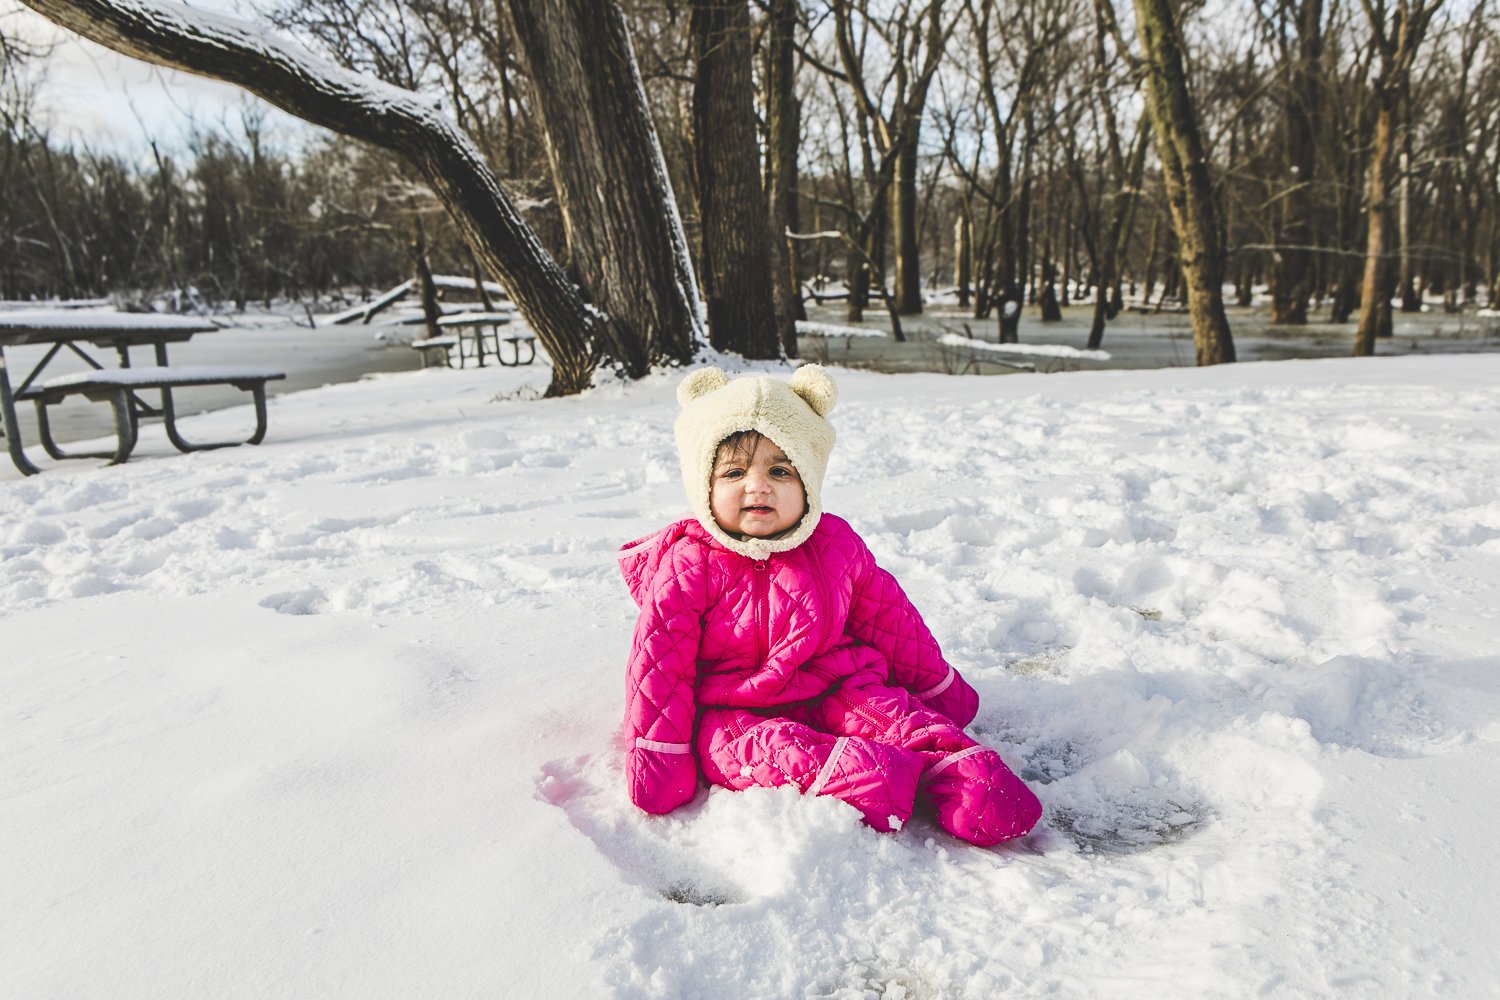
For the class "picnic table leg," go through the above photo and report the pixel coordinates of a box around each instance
[30,398,130,462]
[25,389,136,464]
[159,382,271,452]
[499,337,535,367]
[0,348,42,476]
[104,389,138,464]
[472,326,487,368]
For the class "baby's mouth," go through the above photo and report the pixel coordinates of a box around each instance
[743,505,773,513]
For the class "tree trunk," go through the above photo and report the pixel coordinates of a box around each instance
[1355,99,1397,354]
[506,0,702,370]
[1141,205,1161,304]
[22,0,621,395]
[1040,260,1063,321]
[1131,0,1236,364]
[690,0,780,359]
[1270,0,1322,325]
[765,0,804,350]
[955,204,972,308]
[892,133,923,314]
[412,218,444,343]
[1398,120,1420,312]
[1088,124,1148,349]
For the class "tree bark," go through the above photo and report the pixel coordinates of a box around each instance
[1355,99,1397,352]
[892,133,923,314]
[506,0,703,371]
[955,205,972,308]
[1354,0,1443,354]
[765,0,804,350]
[412,217,444,343]
[689,0,780,359]
[1397,109,1420,312]
[1131,0,1236,364]
[21,0,620,394]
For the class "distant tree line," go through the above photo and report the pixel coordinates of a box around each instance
[9,0,1500,389]
[1,57,483,307]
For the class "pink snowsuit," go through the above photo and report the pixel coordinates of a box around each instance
[620,513,1042,846]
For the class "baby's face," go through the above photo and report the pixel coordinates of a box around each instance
[710,438,807,538]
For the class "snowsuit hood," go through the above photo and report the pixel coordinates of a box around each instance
[674,365,838,559]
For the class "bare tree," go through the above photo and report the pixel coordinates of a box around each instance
[1105,0,1236,363]
[1259,0,1326,324]
[1352,0,1445,355]
[830,0,956,315]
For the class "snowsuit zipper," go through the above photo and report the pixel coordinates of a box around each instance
[754,559,769,668]
[807,663,896,736]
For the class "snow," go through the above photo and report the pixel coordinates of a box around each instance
[33,365,284,390]
[4,355,1500,998]
[797,320,890,339]
[0,310,219,334]
[937,332,1113,361]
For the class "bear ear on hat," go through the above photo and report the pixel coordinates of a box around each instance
[677,367,731,407]
[789,364,837,417]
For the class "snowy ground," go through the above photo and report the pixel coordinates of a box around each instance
[4,354,1500,998]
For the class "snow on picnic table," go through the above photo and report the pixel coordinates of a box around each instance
[0,310,220,334]
[3,356,1500,999]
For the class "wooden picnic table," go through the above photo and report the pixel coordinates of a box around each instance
[0,312,283,475]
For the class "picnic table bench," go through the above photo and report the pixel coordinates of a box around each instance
[16,366,284,465]
[0,312,285,475]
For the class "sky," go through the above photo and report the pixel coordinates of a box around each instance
[6,0,305,150]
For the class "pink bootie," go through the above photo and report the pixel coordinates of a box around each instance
[805,736,924,832]
[923,746,1042,846]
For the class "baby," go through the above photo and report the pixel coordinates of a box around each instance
[619,365,1040,846]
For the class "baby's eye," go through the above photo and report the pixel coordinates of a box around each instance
[718,468,745,479]
[771,466,795,478]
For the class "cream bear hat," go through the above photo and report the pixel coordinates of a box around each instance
[675,364,838,559]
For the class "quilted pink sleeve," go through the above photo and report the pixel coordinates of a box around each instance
[847,536,979,727]
[623,542,707,814]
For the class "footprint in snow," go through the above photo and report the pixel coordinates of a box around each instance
[1048,797,1211,855]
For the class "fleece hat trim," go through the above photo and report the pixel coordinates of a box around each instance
[674,365,838,559]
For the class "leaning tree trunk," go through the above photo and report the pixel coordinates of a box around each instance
[20,0,629,395]
[506,0,702,371]
[690,0,781,359]
[1132,0,1236,364]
